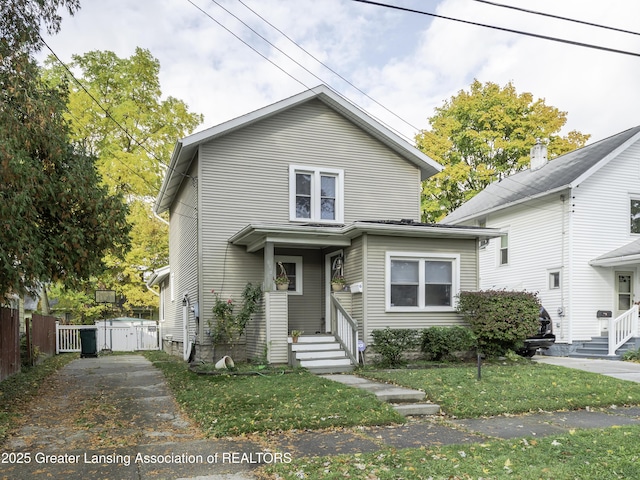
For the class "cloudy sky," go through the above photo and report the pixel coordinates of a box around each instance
[38,0,640,145]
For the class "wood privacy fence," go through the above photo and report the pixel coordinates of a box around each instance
[30,313,57,358]
[0,307,20,382]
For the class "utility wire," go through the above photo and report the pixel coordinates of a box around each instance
[39,37,200,217]
[39,35,195,182]
[235,0,423,135]
[472,0,640,37]
[352,0,640,58]
[186,0,311,92]
[198,0,415,142]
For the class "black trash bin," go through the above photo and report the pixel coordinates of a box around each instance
[80,328,98,358]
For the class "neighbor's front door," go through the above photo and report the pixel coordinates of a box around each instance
[615,271,634,316]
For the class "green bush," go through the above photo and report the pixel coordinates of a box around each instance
[420,326,477,361]
[457,290,540,357]
[371,328,420,367]
[623,348,640,362]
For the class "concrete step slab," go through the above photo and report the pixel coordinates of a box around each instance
[393,403,441,416]
[295,350,347,360]
[320,374,425,403]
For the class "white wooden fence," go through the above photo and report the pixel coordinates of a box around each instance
[56,323,159,353]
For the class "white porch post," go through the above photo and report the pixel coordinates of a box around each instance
[264,241,275,292]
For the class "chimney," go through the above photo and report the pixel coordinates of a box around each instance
[530,138,548,171]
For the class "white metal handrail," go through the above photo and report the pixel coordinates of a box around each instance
[330,295,358,365]
[608,304,639,356]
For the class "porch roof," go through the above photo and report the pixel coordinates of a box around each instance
[229,220,502,253]
[590,238,640,267]
[146,265,170,287]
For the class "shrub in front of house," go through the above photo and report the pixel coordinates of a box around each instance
[457,290,540,357]
[420,326,477,361]
[371,328,420,367]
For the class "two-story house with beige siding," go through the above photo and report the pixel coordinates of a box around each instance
[148,85,498,372]
[443,126,640,359]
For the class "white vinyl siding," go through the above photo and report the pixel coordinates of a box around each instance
[476,197,568,340]
[568,140,640,340]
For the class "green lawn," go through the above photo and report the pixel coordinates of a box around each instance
[267,425,640,479]
[143,351,404,437]
[359,362,640,417]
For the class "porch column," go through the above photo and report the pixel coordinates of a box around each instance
[264,241,275,292]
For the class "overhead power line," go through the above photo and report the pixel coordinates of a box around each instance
[352,0,640,58]
[192,0,415,142]
[234,0,423,135]
[472,0,640,37]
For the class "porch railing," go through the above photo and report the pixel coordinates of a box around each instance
[330,295,358,365]
[608,304,639,356]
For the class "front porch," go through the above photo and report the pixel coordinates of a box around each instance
[264,290,360,373]
[569,305,640,360]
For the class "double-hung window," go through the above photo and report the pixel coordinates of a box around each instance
[386,252,460,311]
[499,233,509,265]
[290,165,343,223]
[631,198,640,234]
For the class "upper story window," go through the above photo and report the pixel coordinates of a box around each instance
[290,165,344,223]
[631,198,640,234]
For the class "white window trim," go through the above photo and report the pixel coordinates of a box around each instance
[499,231,509,266]
[275,255,303,295]
[289,165,344,224]
[385,251,460,312]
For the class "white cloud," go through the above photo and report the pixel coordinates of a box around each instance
[38,0,640,143]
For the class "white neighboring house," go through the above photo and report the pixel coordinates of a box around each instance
[442,126,640,358]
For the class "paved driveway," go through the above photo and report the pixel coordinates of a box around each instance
[0,355,260,480]
[534,355,640,383]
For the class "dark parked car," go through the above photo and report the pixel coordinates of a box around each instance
[518,307,556,357]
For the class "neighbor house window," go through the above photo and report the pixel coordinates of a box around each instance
[631,198,640,234]
[499,233,509,265]
[549,271,561,289]
[290,165,343,223]
[275,255,303,294]
[386,252,460,311]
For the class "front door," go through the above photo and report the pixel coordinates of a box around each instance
[615,271,634,316]
[324,250,344,332]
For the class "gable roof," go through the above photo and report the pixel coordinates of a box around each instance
[442,126,640,224]
[155,85,442,214]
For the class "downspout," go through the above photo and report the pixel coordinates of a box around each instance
[559,194,566,342]
[182,293,189,361]
[153,211,170,226]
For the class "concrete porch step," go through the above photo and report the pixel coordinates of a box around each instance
[291,342,342,352]
[569,336,639,360]
[290,335,356,374]
[295,350,347,360]
[299,358,352,368]
[320,374,440,417]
